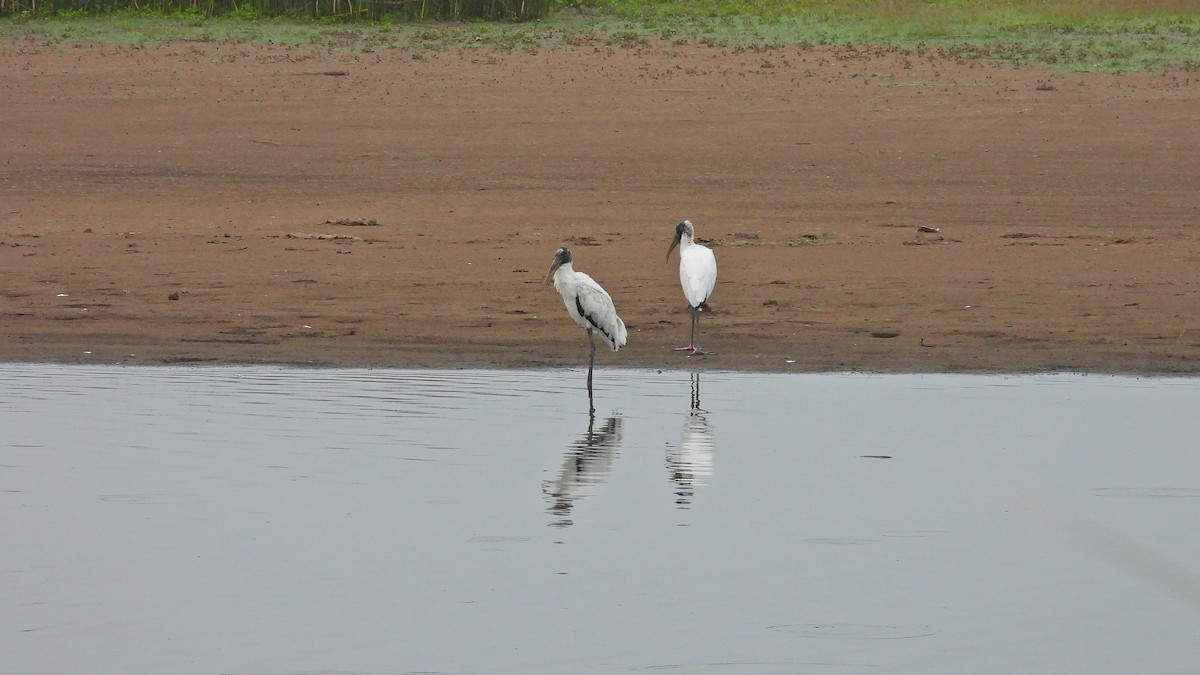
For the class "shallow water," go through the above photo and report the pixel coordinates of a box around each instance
[3,366,1200,674]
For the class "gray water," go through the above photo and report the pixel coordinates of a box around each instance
[3,365,1199,674]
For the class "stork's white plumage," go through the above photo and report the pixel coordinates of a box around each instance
[545,247,627,404]
[667,220,717,355]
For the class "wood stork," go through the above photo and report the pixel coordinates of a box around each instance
[666,219,717,355]
[545,246,627,404]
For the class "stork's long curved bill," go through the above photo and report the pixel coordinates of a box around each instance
[666,232,682,262]
[544,259,563,285]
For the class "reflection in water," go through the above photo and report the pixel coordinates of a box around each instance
[587,376,594,415]
[544,412,624,527]
[690,370,703,411]
[7,366,1200,674]
[668,372,715,507]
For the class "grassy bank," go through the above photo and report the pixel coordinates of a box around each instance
[1,0,1198,71]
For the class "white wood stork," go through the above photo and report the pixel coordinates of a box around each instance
[666,219,717,355]
[545,247,627,403]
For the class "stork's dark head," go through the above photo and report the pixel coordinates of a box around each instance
[667,220,694,261]
[545,246,573,284]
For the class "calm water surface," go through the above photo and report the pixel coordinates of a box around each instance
[3,366,1199,674]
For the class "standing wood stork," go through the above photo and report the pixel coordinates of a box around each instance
[545,247,628,405]
[666,219,717,355]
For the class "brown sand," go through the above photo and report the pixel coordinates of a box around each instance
[3,37,1198,372]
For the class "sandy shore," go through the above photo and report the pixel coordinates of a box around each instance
[3,37,1199,372]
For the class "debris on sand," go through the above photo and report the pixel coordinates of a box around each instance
[287,233,363,241]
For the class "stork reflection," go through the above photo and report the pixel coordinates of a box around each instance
[668,372,714,507]
[544,411,624,527]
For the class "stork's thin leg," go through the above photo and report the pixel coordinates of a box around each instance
[586,330,596,413]
[674,307,697,353]
[675,307,708,356]
[691,307,708,355]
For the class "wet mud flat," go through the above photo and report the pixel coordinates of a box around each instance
[2,39,1200,372]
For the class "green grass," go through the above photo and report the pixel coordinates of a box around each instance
[2,0,1198,71]
[572,0,1200,70]
[0,0,553,21]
